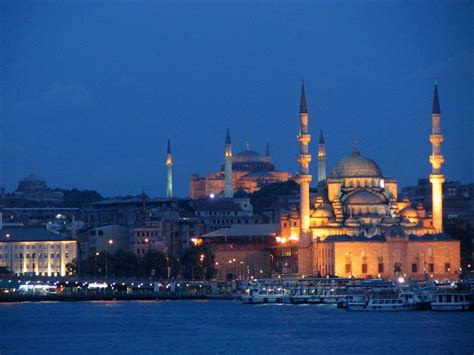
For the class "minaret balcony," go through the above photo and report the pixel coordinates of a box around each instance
[295,174,312,185]
[297,133,311,145]
[430,134,444,145]
[429,155,445,170]
[298,154,312,165]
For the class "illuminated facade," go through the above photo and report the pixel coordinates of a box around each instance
[190,131,292,199]
[278,83,460,279]
[0,227,77,276]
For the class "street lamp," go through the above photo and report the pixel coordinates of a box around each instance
[5,234,13,275]
[95,252,100,275]
[105,239,113,279]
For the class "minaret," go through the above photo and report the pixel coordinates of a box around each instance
[264,142,271,163]
[166,138,173,198]
[296,83,313,275]
[429,83,445,232]
[317,130,326,182]
[224,129,233,198]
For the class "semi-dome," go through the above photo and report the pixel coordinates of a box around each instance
[312,205,334,218]
[346,190,384,205]
[400,206,418,219]
[331,148,382,179]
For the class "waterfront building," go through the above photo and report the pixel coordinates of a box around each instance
[87,224,129,256]
[189,131,292,199]
[0,226,77,276]
[276,83,460,279]
[133,209,200,258]
[201,224,279,280]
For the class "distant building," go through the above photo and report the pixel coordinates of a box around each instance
[86,225,129,257]
[133,209,200,258]
[0,226,77,276]
[201,224,279,280]
[190,197,262,235]
[190,133,292,199]
[13,173,64,203]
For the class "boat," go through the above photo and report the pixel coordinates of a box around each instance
[345,291,423,311]
[290,287,325,304]
[241,286,291,304]
[431,292,472,311]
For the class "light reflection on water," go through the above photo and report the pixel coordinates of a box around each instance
[1,300,473,354]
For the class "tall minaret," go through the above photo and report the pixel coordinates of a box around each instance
[429,83,445,232]
[317,130,326,182]
[166,138,173,198]
[296,83,313,275]
[265,142,271,160]
[224,129,233,198]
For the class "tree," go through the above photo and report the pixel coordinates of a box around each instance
[142,250,168,278]
[66,259,77,275]
[181,246,216,280]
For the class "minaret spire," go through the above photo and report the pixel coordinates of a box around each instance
[300,82,308,114]
[317,130,326,182]
[166,137,173,198]
[265,142,271,158]
[429,82,445,232]
[296,82,313,275]
[224,129,233,198]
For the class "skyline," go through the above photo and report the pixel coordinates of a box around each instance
[2,1,473,197]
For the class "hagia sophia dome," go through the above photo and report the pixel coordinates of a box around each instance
[227,145,275,172]
[331,148,382,179]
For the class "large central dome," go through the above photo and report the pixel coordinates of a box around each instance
[331,149,382,178]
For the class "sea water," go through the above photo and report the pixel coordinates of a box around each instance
[1,300,473,354]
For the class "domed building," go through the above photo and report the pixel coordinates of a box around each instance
[190,139,291,199]
[276,84,460,280]
[14,173,64,203]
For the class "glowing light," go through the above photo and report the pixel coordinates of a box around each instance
[398,277,405,283]
[210,193,215,199]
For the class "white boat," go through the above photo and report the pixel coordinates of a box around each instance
[241,287,290,304]
[431,293,472,311]
[290,287,325,304]
[346,291,422,311]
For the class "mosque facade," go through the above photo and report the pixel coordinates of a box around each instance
[189,132,292,199]
[276,84,460,280]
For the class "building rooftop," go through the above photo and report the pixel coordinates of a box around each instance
[0,226,75,242]
[202,224,279,238]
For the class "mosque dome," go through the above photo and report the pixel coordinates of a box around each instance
[400,206,418,219]
[233,149,265,163]
[228,146,275,172]
[21,173,45,182]
[346,190,384,205]
[331,148,382,179]
[312,205,334,218]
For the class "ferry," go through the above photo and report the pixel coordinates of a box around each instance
[290,287,325,304]
[431,292,472,311]
[241,286,291,304]
[345,291,422,311]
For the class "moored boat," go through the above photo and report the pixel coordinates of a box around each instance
[241,286,290,304]
[431,292,472,311]
[346,291,422,311]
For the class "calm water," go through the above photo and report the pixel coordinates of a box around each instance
[1,300,473,354]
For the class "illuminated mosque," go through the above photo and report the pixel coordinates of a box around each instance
[189,133,291,199]
[276,83,460,279]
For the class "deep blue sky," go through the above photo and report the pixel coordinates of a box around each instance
[1,1,473,197]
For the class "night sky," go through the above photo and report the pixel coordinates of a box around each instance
[1,1,473,197]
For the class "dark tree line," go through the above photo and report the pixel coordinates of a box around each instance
[79,246,216,280]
